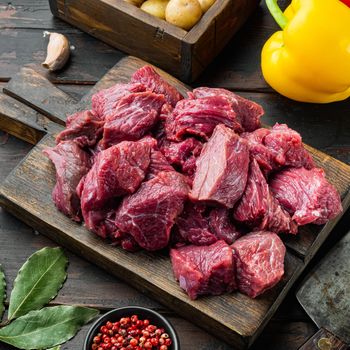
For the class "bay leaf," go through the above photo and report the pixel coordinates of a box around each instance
[8,247,68,320]
[0,264,6,320]
[47,346,61,350]
[0,305,99,349]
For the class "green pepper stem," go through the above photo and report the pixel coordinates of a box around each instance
[266,0,288,29]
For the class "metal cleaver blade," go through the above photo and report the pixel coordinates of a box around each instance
[297,230,350,349]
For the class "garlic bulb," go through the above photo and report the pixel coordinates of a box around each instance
[42,32,70,71]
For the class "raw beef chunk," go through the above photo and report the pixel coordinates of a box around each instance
[165,96,243,141]
[79,200,119,239]
[242,124,315,174]
[190,87,264,132]
[170,240,237,300]
[110,230,140,252]
[190,124,249,208]
[270,167,342,225]
[115,171,189,251]
[147,148,174,179]
[101,92,166,148]
[176,203,218,246]
[43,141,91,222]
[209,208,241,244]
[56,110,104,147]
[91,83,146,119]
[176,203,241,246]
[234,159,297,234]
[232,231,286,298]
[160,138,203,177]
[131,66,183,107]
[80,140,151,236]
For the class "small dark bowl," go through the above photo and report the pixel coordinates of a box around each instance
[84,306,180,350]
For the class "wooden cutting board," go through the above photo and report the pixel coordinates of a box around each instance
[0,56,350,349]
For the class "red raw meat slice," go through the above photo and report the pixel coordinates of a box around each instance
[101,91,166,148]
[270,167,342,225]
[80,140,152,237]
[91,83,146,119]
[56,110,104,147]
[190,87,264,132]
[209,207,241,244]
[190,124,249,208]
[170,240,237,300]
[131,66,183,107]
[165,96,243,141]
[43,141,91,222]
[147,149,174,180]
[115,171,189,251]
[232,231,286,298]
[242,124,315,174]
[160,138,203,177]
[110,229,140,252]
[176,203,241,246]
[176,203,217,246]
[234,159,297,234]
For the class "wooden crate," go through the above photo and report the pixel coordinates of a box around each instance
[48,0,260,82]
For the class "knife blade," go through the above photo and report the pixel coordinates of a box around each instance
[296,230,350,349]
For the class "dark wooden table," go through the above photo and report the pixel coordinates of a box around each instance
[0,1,349,349]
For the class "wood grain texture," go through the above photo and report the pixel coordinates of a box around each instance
[0,93,62,145]
[48,0,259,82]
[3,67,78,125]
[0,56,350,348]
[298,328,349,350]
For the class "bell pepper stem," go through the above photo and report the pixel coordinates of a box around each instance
[266,0,288,29]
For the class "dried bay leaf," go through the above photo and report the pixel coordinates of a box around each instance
[8,247,68,320]
[0,305,98,349]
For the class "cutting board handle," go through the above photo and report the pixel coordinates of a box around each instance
[298,328,348,350]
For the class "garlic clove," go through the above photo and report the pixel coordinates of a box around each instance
[42,32,70,72]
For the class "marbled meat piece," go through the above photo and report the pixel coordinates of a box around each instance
[190,124,249,208]
[176,203,217,246]
[160,138,203,177]
[165,96,243,141]
[234,159,297,234]
[242,124,315,174]
[176,203,241,246]
[100,91,165,148]
[270,167,342,225]
[91,82,146,119]
[131,65,183,107]
[56,110,104,147]
[43,141,91,222]
[80,140,151,237]
[147,148,174,180]
[115,171,189,251]
[190,87,264,132]
[209,207,241,244]
[232,231,286,298]
[170,240,237,300]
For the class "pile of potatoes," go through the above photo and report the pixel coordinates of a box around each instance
[124,0,216,30]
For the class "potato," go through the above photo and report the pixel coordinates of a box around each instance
[124,0,144,7]
[141,0,169,19]
[165,0,202,30]
[198,0,215,12]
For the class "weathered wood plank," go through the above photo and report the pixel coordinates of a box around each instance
[4,67,78,124]
[0,93,62,144]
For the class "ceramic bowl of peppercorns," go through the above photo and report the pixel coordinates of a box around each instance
[84,306,180,350]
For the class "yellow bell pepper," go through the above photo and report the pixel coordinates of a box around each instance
[261,0,350,103]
